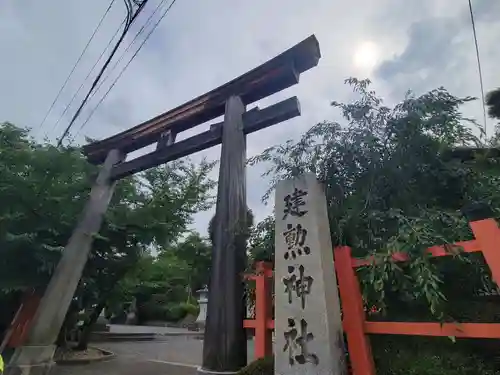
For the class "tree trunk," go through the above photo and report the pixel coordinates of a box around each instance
[55,324,67,349]
[76,261,134,350]
[76,301,106,351]
[56,305,78,349]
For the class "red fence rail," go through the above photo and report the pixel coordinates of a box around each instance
[243,217,500,375]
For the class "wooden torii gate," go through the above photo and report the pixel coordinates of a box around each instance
[6,35,321,375]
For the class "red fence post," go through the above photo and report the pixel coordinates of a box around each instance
[468,218,500,286]
[7,290,40,348]
[334,246,376,375]
[254,261,272,359]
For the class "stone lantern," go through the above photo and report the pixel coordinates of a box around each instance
[195,286,209,326]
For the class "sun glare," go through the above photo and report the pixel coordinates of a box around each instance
[353,41,379,71]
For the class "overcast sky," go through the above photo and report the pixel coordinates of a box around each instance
[1,0,499,236]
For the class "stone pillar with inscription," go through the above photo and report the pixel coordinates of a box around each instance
[274,173,347,375]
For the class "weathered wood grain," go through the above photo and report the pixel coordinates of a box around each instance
[156,129,177,151]
[110,97,300,180]
[201,96,248,372]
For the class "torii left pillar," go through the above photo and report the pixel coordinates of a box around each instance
[6,149,124,375]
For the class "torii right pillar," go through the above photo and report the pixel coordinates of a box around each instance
[200,96,248,375]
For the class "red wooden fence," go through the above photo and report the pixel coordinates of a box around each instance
[244,262,274,358]
[243,217,500,374]
[5,289,40,348]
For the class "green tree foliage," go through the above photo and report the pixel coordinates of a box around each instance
[0,122,215,345]
[249,78,500,318]
[165,232,212,294]
[248,216,274,263]
[108,233,211,325]
[0,123,93,290]
[113,249,205,324]
[208,208,254,246]
[0,122,215,291]
[129,254,191,323]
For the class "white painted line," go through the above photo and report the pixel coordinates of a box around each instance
[144,358,199,368]
[118,354,199,368]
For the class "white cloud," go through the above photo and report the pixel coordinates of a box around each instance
[1,0,499,235]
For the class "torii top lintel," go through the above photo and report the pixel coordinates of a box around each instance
[82,35,321,165]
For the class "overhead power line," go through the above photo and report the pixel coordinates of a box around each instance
[46,19,126,140]
[23,0,154,223]
[36,0,116,135]
[468,0,487,138]
[75,0,179,138]
[30,1,147,197]
[56,0,150,148]
[85,0,169,108]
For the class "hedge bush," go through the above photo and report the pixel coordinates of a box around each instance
[138,301,199,322]
[236,356,273,375]
[237,337,499,375]
[372,336,498,375]
[179,302,199,317]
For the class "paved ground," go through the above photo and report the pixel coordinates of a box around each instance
[52,335,258,375]
[108,324,197,335]
[53,356,197,375]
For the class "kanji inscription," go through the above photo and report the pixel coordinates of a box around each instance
[283,188,308,219]
[283,265,313,309]
[283,318,319,366]
[282,223,311,260]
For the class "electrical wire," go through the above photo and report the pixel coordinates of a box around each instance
[56,0,149,148]
[84,0,169,108]
[25,0,149,216]
[36,0,116,136]
[75,0,179,138]
[124,0,133,24]
[46,19,126,140]
[468,0,488,138]
[57,0,165,142]
[76,0,177,137]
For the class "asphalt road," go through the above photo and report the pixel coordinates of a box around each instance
[52,336,258,375]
